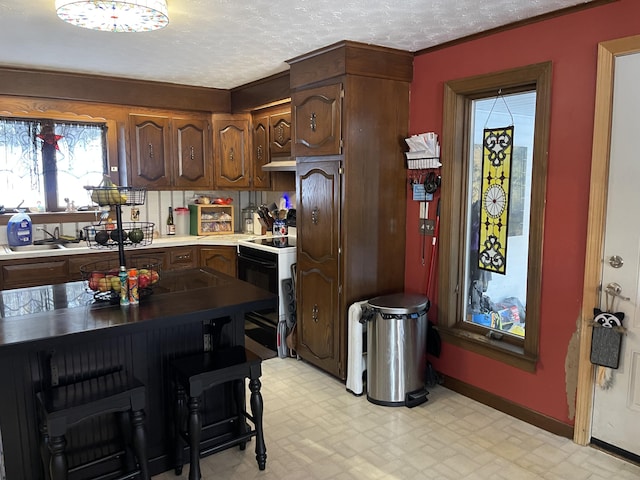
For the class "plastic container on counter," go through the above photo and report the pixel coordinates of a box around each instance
[174,207,190,236]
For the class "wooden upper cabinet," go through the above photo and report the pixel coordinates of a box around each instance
[129,113,212,190]
[251,112,271,189]
[213,115,251,189]
[173,118,211,189]
[129,115,172,188]
[249,104,294,190]
[292,83,342,157]
[269,111,292,156]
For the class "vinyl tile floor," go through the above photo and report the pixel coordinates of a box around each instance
[152,357,640,480]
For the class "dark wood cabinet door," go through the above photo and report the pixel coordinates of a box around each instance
[296,160,343,378]
[213,116,250,189]
[199,246,237,277]
[251,113,271,190]
[1,258,68,289]
[173,118,212,189]
[292,84,342,157]
[269,111,292,156]
[167,247,195,270]
[129,115,171,188]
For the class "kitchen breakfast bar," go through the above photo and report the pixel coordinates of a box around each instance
[0,267,276,479]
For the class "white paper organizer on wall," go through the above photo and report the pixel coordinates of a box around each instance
[405,154,442,170]
[405,132,441,169]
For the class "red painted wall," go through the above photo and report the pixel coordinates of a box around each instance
[406,0,640,425]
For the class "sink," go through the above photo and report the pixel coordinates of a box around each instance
[59,241,87,249]
[8,244,66,252]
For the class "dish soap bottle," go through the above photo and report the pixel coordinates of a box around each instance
[7,212,33,246]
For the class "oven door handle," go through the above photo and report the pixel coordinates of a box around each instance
[238,255,278,269]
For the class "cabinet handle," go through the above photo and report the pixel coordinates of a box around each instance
[176,254,190,260]
[148,143,154,159]
[312,304,319,322]
[310,112,317,132]
[229,147,234,162]
[311,207,319,225]
[257,145,263,161]
[189,146,195,160]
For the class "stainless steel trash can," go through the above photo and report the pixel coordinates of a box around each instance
[365,293,429,407]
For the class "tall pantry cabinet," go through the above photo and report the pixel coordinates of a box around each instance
[288,41,412,379]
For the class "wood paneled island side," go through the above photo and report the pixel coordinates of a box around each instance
[0,268,276,480]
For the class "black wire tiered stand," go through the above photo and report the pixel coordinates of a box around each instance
[81,184,160,302]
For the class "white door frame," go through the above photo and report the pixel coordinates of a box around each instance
[575,34,640,445]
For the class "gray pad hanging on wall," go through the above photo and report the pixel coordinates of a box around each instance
[590,325,623,369]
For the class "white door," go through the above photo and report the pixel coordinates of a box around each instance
[591,52,640,457]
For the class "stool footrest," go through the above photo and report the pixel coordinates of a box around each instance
[178,414,251,443]
[200,430,256,458]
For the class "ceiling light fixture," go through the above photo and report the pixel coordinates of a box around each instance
[55,1,169,33]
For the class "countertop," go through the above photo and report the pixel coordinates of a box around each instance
[0,233,261,260]
[0,267,277,348]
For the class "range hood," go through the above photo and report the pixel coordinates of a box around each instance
[261,158,296,172]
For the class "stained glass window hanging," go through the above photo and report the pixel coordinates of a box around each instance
[478,125,513,275]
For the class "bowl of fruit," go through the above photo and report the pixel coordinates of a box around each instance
[83,222,154,249]
[80,257,161,303]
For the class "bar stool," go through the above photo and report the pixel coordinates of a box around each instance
[171,346,266,480]
[36,370,150,480]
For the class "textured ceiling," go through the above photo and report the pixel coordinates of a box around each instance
[0,0,594,89]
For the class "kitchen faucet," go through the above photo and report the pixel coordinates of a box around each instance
[37,226,59,240]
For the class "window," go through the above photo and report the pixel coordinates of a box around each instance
[0,118,108,212]
[438,63,551,371]
[465,92,535,338]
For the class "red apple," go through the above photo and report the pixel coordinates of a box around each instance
[88,272,105,291]
[150,269,159,284]
[138,273,150,289]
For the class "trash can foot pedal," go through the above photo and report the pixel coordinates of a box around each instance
[405,388,429,408]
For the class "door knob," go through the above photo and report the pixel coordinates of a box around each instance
[605,282,630,301]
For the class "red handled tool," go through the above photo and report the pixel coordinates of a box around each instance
[426,198,440,299]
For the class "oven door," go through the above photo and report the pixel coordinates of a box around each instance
[237,245,279,298]
[238,245,280,348]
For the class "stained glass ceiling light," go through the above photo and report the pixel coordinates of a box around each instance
[55,1,169,33]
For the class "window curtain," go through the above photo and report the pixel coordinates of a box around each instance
[0,118,43,196]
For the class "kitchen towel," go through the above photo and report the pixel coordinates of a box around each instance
[346,300,369,396]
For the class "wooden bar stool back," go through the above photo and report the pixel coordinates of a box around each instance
[171,346,266,480]
[36,370,150,480]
